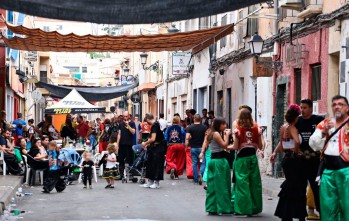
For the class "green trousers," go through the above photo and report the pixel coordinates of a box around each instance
[234,154,262,215]
[205,158,232,214]
[203,148,211,182]
[320,167,349,221]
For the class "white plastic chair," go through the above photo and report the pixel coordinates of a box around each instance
[22,155,44,185]
[0,151,7,176]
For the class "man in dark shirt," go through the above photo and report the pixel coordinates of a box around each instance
[0,128,23,175]
[185,114,207,184]
[296,99,324,217]
[117,111,136,177]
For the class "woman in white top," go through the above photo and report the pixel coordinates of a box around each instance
[102,144,118,189]
[271,104,307,221]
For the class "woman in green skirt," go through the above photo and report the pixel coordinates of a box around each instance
[205,117,233,215]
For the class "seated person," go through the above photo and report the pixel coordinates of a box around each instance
[27,138,49,171]
[0,128,24,175]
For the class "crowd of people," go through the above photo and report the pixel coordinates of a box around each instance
[1,95,349,220]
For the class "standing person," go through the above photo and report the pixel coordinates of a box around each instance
[13,112,27,142]
[88,120,98,150]
[42,141,61,193]
[309,95,349,221]
[41,115,57,139]
[201,109,210,128]
[61,118,77,141]
[185,114,207,185]
[296,99,323,218]
[165,116,186,179]
[141,113,166,189]
[134,115,141,144]
[99,119,111,153]
[27,119,35,141]
[231,109,263,216]
[75,116,91,141]
[271,104,307,221]
[205,117,233,215]
[117,111,136,177]
[158,113,167,132]
[103,144,118,189]
[140,117,151,142]
[208,111,215,126]
[0,111,8,132]
[81,151,94,189]
[184,109,193,128]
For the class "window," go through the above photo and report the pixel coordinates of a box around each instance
[295,69,302,104]
[43,26,50,32]
[209,15,217,59]
[247,5,258,37]
[82,67,87,73]
[64,66,80,73]
[220,15,227,48]
[56,25,63,31]
[199,17,209,30]
[311,65,321,101]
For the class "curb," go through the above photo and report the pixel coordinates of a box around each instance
[0,176,23,214]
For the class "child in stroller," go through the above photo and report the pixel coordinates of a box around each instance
[123,144,147,184]
[58,146,82,185]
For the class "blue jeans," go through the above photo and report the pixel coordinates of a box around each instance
[89,135,97,150]
[191,147,206,182]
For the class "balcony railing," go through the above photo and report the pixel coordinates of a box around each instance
[303,0,322,7]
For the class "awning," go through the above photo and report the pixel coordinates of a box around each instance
[37,80,139,102]
[0,0,266,25]
[45,88,105,115]
[1,22,234,54]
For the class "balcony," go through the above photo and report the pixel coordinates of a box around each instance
[298,0,323,18]
[279,0,303,10]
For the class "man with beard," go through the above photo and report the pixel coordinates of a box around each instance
[0,128,23,175]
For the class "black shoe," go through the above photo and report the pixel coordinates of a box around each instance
[83,186,87,189]
[170,169,175,180]
[42,190,50,194]
[203,185,207,191]
[105,184,111,189]
[198,175,203,185]
[208,212,219,216]
[110,185,115,188]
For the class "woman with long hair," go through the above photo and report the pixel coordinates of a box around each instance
[141,113,166,189]
[99,118,111,153]
[41,115,57,139]
[205,117,233,215]
[231,109,263,216]
[271,104,307,221]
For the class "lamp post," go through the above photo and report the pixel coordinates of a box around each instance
[251,76,257,121]
[140,52,159,71]
[248,32,283,72]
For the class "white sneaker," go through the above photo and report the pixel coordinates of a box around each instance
[150,181,160,189]
[142,180,154,188]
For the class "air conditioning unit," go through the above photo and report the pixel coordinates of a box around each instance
[313,102,319,115]
[279,0,302,10]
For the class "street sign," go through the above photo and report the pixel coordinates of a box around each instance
[131,93,141,103]
[110,106,115,113]
[31,90,42,103]
[172,52,191,75]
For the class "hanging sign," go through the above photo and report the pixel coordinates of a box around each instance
[172,52,191,75]
[253,57,273,77]
[131,93,141,104]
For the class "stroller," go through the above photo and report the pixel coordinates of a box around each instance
[58,147,82,185]
[122,144,147,184]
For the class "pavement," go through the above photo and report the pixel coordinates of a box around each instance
[0,175,22,214]
[0,173,285,221]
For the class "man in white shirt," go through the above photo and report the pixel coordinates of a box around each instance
[158,113,167,132]
[309,95,349,221]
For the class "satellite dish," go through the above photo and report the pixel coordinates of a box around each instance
[31,90,42,103]
[38,96,46,105]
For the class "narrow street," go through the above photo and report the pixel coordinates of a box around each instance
[17,174,278,221]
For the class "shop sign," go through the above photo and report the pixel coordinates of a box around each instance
[172,52,191,75]
[253,57,273,77]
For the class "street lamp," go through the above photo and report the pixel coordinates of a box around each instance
[248,32,283,72]
[140,52,159,71]
[123,66,130,75]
